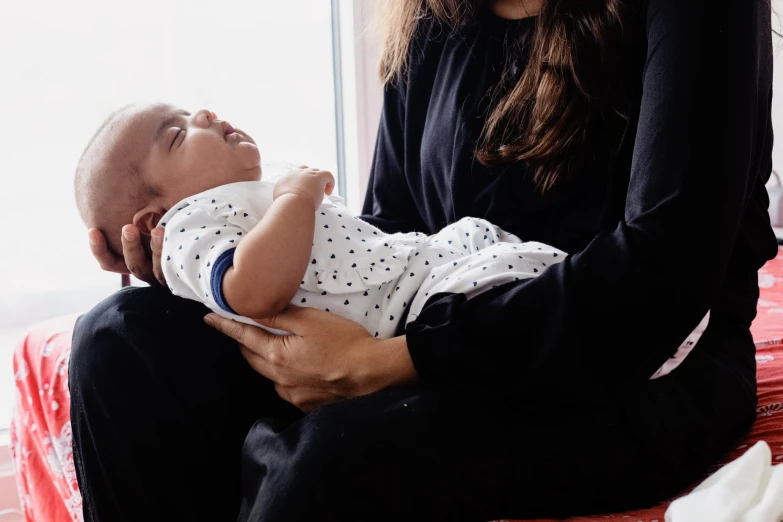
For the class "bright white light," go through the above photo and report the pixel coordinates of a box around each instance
[0,0,337,327]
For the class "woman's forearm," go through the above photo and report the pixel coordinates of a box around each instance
[223,193,314,318]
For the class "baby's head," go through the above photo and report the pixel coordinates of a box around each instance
[74,103,261,257]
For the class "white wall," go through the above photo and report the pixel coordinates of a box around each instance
[338,0,383,212]
[0,0,337,331]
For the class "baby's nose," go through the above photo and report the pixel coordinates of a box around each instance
[193,109,216,128]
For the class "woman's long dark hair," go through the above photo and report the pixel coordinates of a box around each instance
[378,0,630,192]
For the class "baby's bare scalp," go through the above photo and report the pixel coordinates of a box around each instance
[74,104,165,257]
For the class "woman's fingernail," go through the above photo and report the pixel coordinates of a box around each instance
[152,235,163,247]
[122,229,136,241]
[203,314,215,327]
[88,233,97,246]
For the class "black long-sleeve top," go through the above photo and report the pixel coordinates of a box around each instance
[360,0,779,397]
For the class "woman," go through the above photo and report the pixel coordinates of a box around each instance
[72,0,778,520]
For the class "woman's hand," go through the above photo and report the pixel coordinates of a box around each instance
[203,306,421,413]
[88,225,167,286]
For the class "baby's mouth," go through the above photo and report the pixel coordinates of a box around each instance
[221,121,235,140]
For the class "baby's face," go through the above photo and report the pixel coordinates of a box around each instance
[136,103,262,208]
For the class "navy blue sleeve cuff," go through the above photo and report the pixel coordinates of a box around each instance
[210,248,237,314]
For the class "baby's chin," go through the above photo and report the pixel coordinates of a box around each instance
[237,140,262,171]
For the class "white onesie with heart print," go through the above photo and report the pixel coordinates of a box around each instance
[159,179,708,379]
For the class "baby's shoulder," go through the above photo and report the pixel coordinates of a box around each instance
[160,181,274,230]
[189,181,274,208]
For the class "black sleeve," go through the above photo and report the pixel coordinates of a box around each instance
[360,79,427,234]
[405,0,774,396]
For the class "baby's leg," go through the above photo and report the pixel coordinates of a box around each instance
[407,241,567,325]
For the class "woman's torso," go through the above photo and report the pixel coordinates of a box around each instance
[384,5,777,359]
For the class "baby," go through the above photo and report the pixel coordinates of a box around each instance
[75,104,707,372]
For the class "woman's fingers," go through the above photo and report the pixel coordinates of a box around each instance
[205,314,256,344]
[88,228,128,273]
[205,313,283,359]
[240,344,283,384]
[150,228,167,286]
[270,380,341,413]
[256,306,316,334]
[121,225,156,284]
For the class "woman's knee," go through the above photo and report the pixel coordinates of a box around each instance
[238,388,459,522]
[69,286,182,396]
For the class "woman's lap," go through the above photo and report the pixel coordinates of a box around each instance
[238,334,755,522]
[69,286,303,521]
[70,286,757,522]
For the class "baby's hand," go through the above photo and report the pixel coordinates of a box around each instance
[273,166,335,211]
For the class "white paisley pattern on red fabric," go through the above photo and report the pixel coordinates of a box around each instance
[9,249,783,522]
[9,314,82,522]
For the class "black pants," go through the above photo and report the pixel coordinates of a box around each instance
[70,286,757,522]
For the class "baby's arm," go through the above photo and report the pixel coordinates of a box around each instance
[221,168,335,319]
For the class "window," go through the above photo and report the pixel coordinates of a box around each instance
[0,0,339,429]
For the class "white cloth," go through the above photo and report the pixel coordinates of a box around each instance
[160,178,709,377]
[160,180,566,338]
[665,441,783,522]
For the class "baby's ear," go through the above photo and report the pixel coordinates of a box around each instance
[133,205,167,236]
